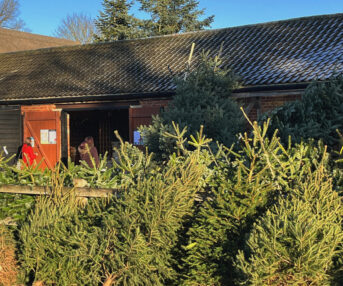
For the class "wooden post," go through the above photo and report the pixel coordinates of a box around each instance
[0,185,118,198]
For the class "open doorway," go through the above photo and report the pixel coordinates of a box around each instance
[66,108,129,163]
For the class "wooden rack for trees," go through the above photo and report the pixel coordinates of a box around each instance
[0,185,118,198]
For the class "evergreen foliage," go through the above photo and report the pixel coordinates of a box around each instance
[236,166,343,285]
[19,139,206,285]
[95,0,146,41]
[20,193,103,285]
[0,154,43,223]
[97,153,204,285]
[138,0,213,36]
[0,142,145,224]
[0,193,34,223]
[95,0,213,41]
[140,50,244,160]
[178,117,330,285]
[0,153,51,187]
[1,109,343,284]
[260,76,343,149]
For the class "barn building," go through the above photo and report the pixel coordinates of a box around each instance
[0,13,342,168]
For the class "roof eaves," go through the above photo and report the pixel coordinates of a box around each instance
[0,90,176,104]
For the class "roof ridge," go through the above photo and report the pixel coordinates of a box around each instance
[0,12,342,57]
[124,12,343,41]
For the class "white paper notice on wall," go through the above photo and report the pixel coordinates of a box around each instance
[48,130,57,144]
[40,129,49,144]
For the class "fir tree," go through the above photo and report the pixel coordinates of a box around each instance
[236,166,343,285]
[178,119,332,285]
[260,76,343,149]
[140,49,244,160]
[139,0,214,35]
[95,0,146,41]
[19,140,206,285]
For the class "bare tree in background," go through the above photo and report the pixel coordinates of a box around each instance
[0,0,26,30]
[55,13,96,44]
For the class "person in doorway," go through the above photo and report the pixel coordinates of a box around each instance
[78,136,99,168]
[22,137,37,166]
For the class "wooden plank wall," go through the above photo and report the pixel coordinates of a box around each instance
[0,105,21,160]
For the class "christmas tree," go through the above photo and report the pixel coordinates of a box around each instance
[141,49,244,160]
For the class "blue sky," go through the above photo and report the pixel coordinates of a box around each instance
[20,0,343,37]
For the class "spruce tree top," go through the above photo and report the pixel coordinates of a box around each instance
[95,0,146,41]
[95,0,214,42]
[139,0,214,35]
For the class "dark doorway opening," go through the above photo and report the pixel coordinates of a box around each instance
[67,108,129,162]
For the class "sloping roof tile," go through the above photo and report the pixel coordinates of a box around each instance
[0,27,78,53]
[0,13,342,102]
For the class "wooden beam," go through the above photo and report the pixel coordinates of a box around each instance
[0,185,118,198]
[232,89,303,99]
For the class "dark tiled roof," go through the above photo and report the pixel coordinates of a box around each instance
[0,13,342,102]
[0,28,78,54]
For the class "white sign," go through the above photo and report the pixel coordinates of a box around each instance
[40,129,49,144]
[48,130,57,144]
